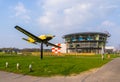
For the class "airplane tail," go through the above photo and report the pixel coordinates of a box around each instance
[22,38,37,44]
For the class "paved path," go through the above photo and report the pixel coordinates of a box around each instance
[83,58,120,82]
[0,58,120,82]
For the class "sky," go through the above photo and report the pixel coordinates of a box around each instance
[0,0,120,49]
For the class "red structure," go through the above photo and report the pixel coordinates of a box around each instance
[52,43,61,53]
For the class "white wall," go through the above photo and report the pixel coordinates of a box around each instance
[60,44,67,53]
[105,46,116,51]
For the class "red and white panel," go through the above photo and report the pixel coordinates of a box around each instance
[52,43,61,54]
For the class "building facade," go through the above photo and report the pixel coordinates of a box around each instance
[63,32,110,54]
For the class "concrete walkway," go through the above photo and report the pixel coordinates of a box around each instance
[0,58,120,82]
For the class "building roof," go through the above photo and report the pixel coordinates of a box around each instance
[63,32,110,38]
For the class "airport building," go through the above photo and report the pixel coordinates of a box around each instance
[63,32,110,54]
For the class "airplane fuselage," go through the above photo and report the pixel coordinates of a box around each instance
[28,35,55,43]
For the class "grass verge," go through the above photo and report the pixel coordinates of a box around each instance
[0,54,118,77]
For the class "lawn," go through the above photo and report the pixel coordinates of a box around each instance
[0,53,118,77]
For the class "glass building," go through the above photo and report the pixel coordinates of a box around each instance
[63,32,110,54]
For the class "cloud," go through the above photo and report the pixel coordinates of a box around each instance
[13,2,31,23]
[36,0,120,39]
[63,3,93,26]
[101,20,115,27]
[14,2,26,16]
[37,0,93,31]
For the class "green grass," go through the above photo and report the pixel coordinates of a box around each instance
[0,53,118,77]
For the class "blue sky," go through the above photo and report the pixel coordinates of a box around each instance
[0,0,120,49]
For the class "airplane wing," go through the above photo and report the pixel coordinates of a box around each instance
[22,38,37,44]
[15,25,42,42]
[47,42,61,48]
[22,38,29,41]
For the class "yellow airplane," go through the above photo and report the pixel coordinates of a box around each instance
[15,25,61,59]
[22,34,55,45]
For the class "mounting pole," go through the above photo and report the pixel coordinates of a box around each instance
[40,42,43,59]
